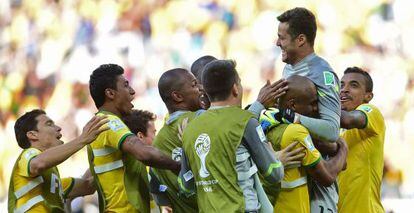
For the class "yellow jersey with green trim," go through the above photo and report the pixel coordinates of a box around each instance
[338,104,385,213]
[267,124,321,213]
[89,111,135,212]
[8,147,74,212]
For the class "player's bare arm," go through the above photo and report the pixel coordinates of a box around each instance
[121,135,180,173]
[340,110,367,129]
[30,116,109,176]
[307,138,348,186]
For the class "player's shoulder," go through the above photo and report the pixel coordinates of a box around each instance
[357,103,382,115]
[21,148,41,161]
[284,124,310,138]
[97,112,128,132]
[357,103,384,119]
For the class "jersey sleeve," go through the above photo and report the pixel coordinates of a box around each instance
[17,148,42,177]
[356,104,384,136]
[62,177,75,198]
[104,115,135,149]
[285,124,321,167]
[299,67,341,143]
[243,118,284,183]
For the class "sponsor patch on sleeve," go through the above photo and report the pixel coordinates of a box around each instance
[108,119,125,131]
[256,125,267,143]
[323,71,335,86]
[24,149,39,160]
[359,105,372,113]
[304,135,315,151]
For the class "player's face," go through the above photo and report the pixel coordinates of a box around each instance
[295,88,319,118]
[181,72,202,111]
[340,73,370,111]
[276,22,299,65]
[143,120,156,145]
[33,114,63,149]
[114,75,136,116]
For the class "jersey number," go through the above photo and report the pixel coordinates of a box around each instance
[319,205,333,213]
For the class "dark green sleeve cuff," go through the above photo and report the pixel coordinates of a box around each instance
[118,133,135,150]
[304,156,321,168]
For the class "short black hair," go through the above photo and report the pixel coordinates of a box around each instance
[89,64,124,108]
[123,109,156,136]
[14,109,46,149]
[190,55,217,83]
[344,67,373,92]
[158,68,188,104]
[277,7,317,46]
[202,59,239,102]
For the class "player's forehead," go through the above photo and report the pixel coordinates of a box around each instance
[116,74,128,85]
[278,22,289,34]
[342,73,365,85]
[35,114,53,126]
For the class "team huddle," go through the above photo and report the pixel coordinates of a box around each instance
[8,7,385,213]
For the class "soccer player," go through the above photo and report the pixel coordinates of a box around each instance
[151,68,202,212]
[259,75,348,213]
[122,109,158,213]
[190,55,217,110]
[87,64,180,212]
[8,109,107,212]
[337,67,385,213]
[276,8,342,212]
[179,60,294,212]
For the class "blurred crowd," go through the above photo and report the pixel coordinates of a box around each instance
[1,0,414,211]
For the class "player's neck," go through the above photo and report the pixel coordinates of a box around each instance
[99,104,121,117]
[291,48,314,66]
[210,98,240,108]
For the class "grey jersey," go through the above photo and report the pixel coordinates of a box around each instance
[283,53,340,142]
[309,156,339,213]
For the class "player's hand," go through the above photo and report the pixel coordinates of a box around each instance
[336,138,348,170]
[78,116,109,145]
[256,79,288,108]
[161,206,173,213]
[276,141,305,168]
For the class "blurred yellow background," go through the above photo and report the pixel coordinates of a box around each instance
[0,0,413,212]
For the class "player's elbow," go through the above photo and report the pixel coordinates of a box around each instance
[320,125,339,143]
[318,175,336,187]
[29,159,47,176]
[266,166,284,183]
[83,176,96,195]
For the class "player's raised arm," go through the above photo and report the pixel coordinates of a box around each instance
[30,115,108,176]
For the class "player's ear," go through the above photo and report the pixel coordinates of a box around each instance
[26,130,38,141]
[296,34,306,47]
[105,88,115,100]
[364,92,373,103]
[231,83,239,97]
[171,91,184,103]
[137,132,144,140]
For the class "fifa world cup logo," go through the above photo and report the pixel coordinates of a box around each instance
[195,133,211,178]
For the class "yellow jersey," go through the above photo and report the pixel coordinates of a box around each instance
[268,124,321,213]
[8,148,74,212]
[88,111,136,212]
[338,104,385,213]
